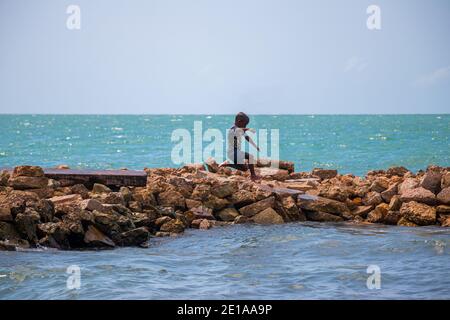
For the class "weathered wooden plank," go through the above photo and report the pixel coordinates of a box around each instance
[0,168,148,187]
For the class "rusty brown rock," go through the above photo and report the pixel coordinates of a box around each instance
[381,183,398,203]
[312,168,338,180]
[15,209,41,243]
[157,190,185,208]
[420,169,442,194]
[298,194,349,216]
[216,207,239,221]
[441,172,450,189]
[12,166,44,177]
[305,211,344,222]
[398,178,419,195]
[362,191,383,207]
[437,187,450,205]
[230,189,257,207]
[239,196,275,217]
[386,166,409,177]
[384,211,402,225]
[367,203,389,223]
[399,201,436,226]
[0,207,13,222]
[92,183,112,194]
[84,225,115,247]
[350,205,373,218]
[204,157,219,173]
[252,207,284,224]
[399,187,436,205]
[370,177,390,193]
[8,176,49,190]
[388,195,402,211]
[160,219,185,233]
[397,217,418,227]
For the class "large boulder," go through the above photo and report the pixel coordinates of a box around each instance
[187,205,215,220]
[257,168,290,181]
[318,185,349,202]
[92,210,132,236]
[252,208,284,224]
[35,199,55,223]
[239,196,275,217]
[441,172,450,189]
[384,210,401,225]
[276,195,305,222]
[36,222,70,248]
[397,217,418,227]
[0,206,13,222]
[159,219,185,233]
[312,168,338,180]
[116,227,149,246]
[386,166,409,177]
[349,205,373,219]
[0,190,40,217]
[83,225,115,248]
[12,166,44,177]
[297,194,349,216]
[230,189,257,207]
[132,188,157,209]
[380,183,398,203]
[399,187,436,205]
[305,211,344,222]
[420,169,442,194]
[399,201,436,226]
[157,190,185,208]
[398,178,419,195]
[50,194,83,206]
[362,191,383,206]
[204,157,219,173]
[167,177,194,198]
[211,182,237,198]
[79,199,104,212]
[191,184,212,201]
[0,221,21,241]
[8,176,49,190]
[437,187,450,205]
[367,203,389,223]
[216,208,240,221]
[14,209,41,243]
[370,177,390,193]
[0,170,10,186]
[92,183,112,194]
[202,195,230,211]
[388,195,402,211]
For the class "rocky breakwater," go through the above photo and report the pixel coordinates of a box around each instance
[1,162,450,251]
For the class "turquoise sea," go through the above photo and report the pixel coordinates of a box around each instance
[0,114,449,300]
[0,115,449,175]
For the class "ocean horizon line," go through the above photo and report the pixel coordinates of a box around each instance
[0,113,448,116]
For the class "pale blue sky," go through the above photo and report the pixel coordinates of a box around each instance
[0,0,449,114]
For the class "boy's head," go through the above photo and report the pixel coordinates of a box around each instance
[235,112,249,128]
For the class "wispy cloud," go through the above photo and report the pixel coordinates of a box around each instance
[344,56,367,73]
[414,66,450,87]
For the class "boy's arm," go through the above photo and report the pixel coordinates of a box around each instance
[245,135,260,152]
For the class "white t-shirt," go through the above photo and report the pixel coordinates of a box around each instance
[227,126,246,155]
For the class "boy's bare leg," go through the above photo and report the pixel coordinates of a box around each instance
[248,163,261,181]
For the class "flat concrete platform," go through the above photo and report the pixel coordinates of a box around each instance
[0,168,148,187]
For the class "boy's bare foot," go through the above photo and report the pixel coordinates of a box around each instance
[218,160,230,168]
[250,175,262,182]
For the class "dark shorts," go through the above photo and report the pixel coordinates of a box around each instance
[229,148,251,171]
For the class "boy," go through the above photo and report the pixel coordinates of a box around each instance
[219,112,261,181]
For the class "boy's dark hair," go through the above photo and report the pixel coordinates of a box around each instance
[235,112,249,125]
